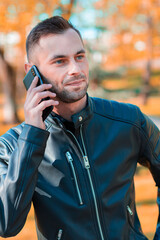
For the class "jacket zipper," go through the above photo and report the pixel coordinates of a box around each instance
[66,126,105,240]
[65,151,83,205]
[127,205,133,216]
[57,229,63,240]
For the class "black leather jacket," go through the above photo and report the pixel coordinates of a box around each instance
[0,96,160,240]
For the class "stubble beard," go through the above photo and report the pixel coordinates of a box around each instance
[43,74,89,103]
[50,81,89,103]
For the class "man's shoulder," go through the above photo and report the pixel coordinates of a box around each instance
[90,97,142,126]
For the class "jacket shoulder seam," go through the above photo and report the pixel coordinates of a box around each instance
[93,110,141,129]
[94,110,159,161]
[139,125,159,160]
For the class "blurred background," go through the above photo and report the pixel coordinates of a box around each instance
[0,0,160,239]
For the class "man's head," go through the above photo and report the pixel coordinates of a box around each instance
[26,16,83,62]
[25,16,89,104]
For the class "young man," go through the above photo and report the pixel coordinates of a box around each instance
[0,16,159,240]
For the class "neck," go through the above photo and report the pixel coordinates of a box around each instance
[53,95,87,121]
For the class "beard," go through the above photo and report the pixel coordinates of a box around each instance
[43,74,89,103]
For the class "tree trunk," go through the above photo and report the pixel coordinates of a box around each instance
[0,49,20,124]
[141,15,153,105]
[61,0,75,20]
[142,60,151,105]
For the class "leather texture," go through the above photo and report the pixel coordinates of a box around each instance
[0,96,160,240]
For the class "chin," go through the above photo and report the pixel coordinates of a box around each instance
[57,85,88,103]
[61,91,87,103]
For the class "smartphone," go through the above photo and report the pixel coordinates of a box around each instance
[23,65,53,120]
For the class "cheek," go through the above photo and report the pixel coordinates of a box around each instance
[45,67,64,81]
[83,61,89,76]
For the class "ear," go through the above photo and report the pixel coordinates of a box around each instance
[24,62,32,73]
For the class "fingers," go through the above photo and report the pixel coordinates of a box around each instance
[24,76,59,129]
[27,76,53,98]
[26,76,58,106]
[25,98,58,120]
[35,98,59,112]
[30,91,57,106]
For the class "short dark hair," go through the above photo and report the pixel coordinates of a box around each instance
[26,16,82,61]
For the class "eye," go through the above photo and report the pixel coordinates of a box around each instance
[76,55,85,60]
[55,59,65,64]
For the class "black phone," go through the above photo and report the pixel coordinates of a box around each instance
[23,65,53,120]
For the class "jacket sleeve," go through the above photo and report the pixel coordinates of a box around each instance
[138,112,160,186]
[0,124,49,237]
[138,112,160,239]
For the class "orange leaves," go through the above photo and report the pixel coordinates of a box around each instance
[95,0,160,68]
[0,0,74,63]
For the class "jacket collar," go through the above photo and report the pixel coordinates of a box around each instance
[46,94,93,129]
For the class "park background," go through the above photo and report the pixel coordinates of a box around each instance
[0,0,160,239]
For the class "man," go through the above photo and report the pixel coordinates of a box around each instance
[0,16,159,240]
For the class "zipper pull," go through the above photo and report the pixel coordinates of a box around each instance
[57,229,63,240]
[83,156,90,169]
[66,151,73,162]
[127,205,133,215]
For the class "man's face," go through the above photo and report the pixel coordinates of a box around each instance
[31,29,89,103]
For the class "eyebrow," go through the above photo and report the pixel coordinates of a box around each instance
[49,49,86,61]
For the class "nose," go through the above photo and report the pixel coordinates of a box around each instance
[68,59,81,76]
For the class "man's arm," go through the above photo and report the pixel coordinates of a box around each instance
[0,124,49,237]
[138,112,160,239]
[0,75,58,237]
[139,112,160,186]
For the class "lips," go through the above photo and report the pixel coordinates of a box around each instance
[65,79,84,86]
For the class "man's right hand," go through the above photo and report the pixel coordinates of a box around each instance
[24,76,59,130]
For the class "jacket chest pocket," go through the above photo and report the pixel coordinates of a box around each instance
[65,151,84,206]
